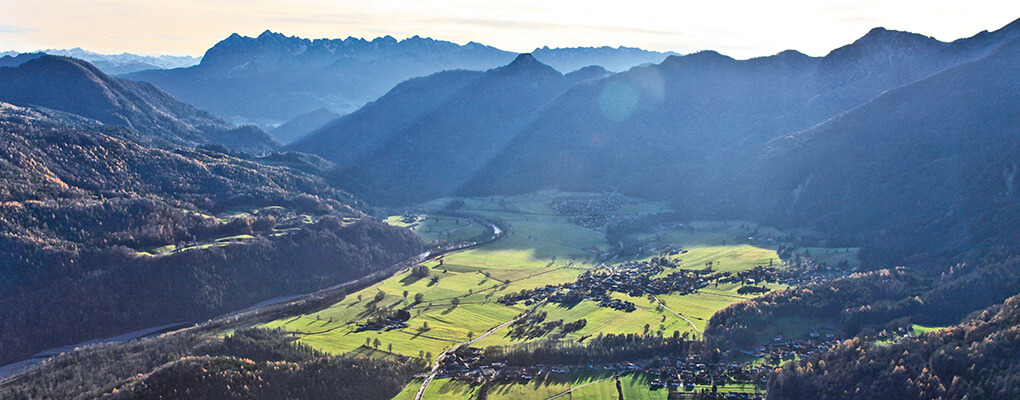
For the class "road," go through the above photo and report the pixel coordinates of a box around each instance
[653,295,708,337]
[544,372,624,400]
[1,215,509,387]
[414,300,545,400]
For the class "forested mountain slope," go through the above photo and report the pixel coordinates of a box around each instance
[0,56,278,152]
[0,103,422,364]
[768,291,1020,400]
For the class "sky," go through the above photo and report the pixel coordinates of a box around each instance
[1,0,1018,59]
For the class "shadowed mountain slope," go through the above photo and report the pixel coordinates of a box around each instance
[296,54,609,204]
[0,56,278,152]
[0,103,421,364]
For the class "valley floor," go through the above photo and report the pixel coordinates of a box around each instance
[257,191,858,399]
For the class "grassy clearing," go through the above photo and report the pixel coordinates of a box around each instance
[800,247,861,268]
[655,244,780,275]
[390,378,478,400]
[398,371,764,400]
[911,324,948,337]
[386,215,490,243]
[486,370,618,400]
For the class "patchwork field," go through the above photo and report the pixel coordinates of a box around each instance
[391,372,765,400]
[257,191,851,399]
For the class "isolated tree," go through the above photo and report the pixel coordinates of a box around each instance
[414,293,425,303]
[374,290,385,302]
[467,331,474,340]
[411,264,430,277]
[403,290,409,298]
[373,338,381,349]
[387,343,393,353]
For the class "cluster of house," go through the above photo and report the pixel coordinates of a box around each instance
[569,257,746,298]
[433,349,766,398]
[745,235,778,245]
[655,220,688,231]
[354,316,408,332]
[779,261,854,286]
[596,297,637,312]
[434,348,550,382]
[717,265,779,286]
[874,326,912,341]
[497,285,561,306]
[750,334,840,363]
[498,258,782,312]
[658,244,689,256]
[550,197,624,229]
[645,355,768,398]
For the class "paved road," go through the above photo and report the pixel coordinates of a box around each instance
[0,215,509,388]
[414,300,545,400]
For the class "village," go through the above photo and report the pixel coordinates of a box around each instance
[749,335,841,364]
[423,328,860,400]
[498,257,781,311]
[431,347,770,399]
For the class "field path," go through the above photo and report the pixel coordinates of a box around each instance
[653,295,708,337]
[414,300,546,400]
[543,372,624,400]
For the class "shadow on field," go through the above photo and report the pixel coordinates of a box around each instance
[488,370,616,396]
[400,274,426,286]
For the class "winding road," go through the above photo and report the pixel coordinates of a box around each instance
[414,300,546,400]
[653,295,708,337]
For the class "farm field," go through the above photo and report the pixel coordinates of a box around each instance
[385,215,490,243]
[256,191,852,399]
[390,371,765,400]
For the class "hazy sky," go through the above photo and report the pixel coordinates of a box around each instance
[1,1,1018,59]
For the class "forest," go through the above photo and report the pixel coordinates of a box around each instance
[0,110,423,364]
[768,293,1020,399]
[0,328,425,400]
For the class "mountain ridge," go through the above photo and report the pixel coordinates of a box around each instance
[0,55,278,152]
[124,31,688,129]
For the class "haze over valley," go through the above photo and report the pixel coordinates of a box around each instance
[1,7,1019,400]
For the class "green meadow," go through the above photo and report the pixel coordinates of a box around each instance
[256,191,852,399]
[390,372,764,400]
[911,324,948,337]
[385,215,490,243]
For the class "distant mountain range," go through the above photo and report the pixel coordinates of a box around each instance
[0,55,278,152]
[294,54,610,204]
[123,31,678,131]
[0,48,199,74]
[292,18,1020,265]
